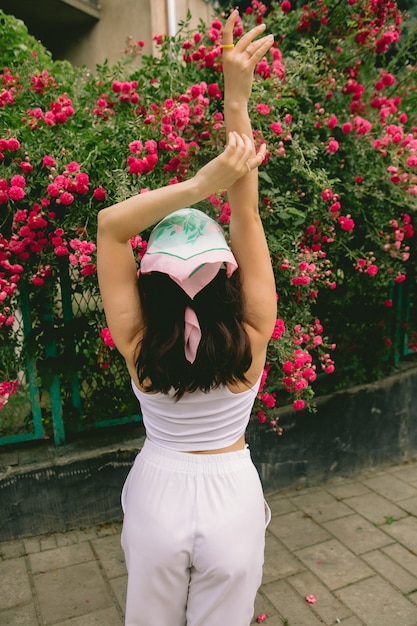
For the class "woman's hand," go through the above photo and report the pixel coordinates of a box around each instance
[222,9,274,106]
[194,131,266,194]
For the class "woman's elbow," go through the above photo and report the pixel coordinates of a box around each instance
[97,206,113,235]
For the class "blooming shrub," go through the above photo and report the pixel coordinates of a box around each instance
[0,1,416,436]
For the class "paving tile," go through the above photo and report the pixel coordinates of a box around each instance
[40,535,58,551]
[391,464,417,485]
[0,558,32,610]
[262,533,305,583]
[252,591,283,625]
[49,606,123,625]
[267,494,298,516]
[108,575,127,614]
[342,492,408,525]
[397,495,417,516]
[91,534,126,579]
[268,510,330,551]
[0,602,39,625]
[326,481,371,500]
[382,515,417,552]
[355,465,394,480]
[288,569,352,625]
[33,561,113,624]
[381,543,417,577]
[323,513,393,554]
[362,549,417,593]
[362,473,417,502]
[2,461,417,626]
[76,528,99,543]
[262,579,325,625]
[23,537,41,554]
[290,489,354,523]
[295,539,373,590]
[0,539,26,559]
[55,531,79,548]
[29,542,95,574]
[337,575,417,626]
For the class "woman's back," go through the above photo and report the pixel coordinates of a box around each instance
[131,374,262,452]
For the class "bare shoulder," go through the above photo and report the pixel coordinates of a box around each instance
[226,324,269,393]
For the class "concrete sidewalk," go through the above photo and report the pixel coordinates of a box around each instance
[1,460,417,626]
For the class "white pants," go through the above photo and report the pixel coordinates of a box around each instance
[121,438,270,626]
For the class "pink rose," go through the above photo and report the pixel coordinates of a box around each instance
[327,139,339,153]
[101,327,116,348]
[93,186,107,201]
[293,399,305,411]
[257,103,270,115]
[367,264,379,276]
[271,122,283,135]
[9,186,25,201]
[59,192,74,205]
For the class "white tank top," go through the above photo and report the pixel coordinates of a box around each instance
[131,376,261,451]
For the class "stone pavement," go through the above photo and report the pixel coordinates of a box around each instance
[1,460,417,626]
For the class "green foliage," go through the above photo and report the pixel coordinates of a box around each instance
[0,1,416,437]
[0,11,52,68]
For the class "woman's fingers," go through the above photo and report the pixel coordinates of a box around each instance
[225,133,266,175]
[196,133,266,191]
[243,34,274,61]
[247,143,267,171]
[222,20,274,74]
[224,133,250,170]
[227,131,237,147]
[223,10,268,49]
[233,33,274,72]
[227,132,252,157]
[222,9,266,47]
[235,23,267,52]
[222,9,239,45]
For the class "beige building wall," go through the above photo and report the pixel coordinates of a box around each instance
[64,0,216,69]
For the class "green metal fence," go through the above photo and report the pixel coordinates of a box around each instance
[0,259,141,447]
[0,258,414,447]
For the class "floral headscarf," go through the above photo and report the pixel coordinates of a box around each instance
[140,208,238,362]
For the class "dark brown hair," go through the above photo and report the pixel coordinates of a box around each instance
[135,270,252,397]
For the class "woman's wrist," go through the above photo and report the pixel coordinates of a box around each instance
[224,112,253,141]
[189,171,214,203]
[224,96,250,111]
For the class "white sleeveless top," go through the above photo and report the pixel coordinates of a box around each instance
[131,376,261,451]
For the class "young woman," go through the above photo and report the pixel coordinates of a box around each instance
[97,11,276,626]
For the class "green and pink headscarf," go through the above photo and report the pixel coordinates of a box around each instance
[140,208,238,363]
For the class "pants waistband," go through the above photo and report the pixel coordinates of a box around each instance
[139,437,252,474]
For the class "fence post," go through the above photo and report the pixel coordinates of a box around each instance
[19,285,45,440]
[59,258,83,418]
[41,300,66,445]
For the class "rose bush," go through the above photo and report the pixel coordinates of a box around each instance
[0,0,416,437]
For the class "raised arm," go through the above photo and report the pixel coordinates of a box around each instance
[222,11,277,353]
[97,132,264,362]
